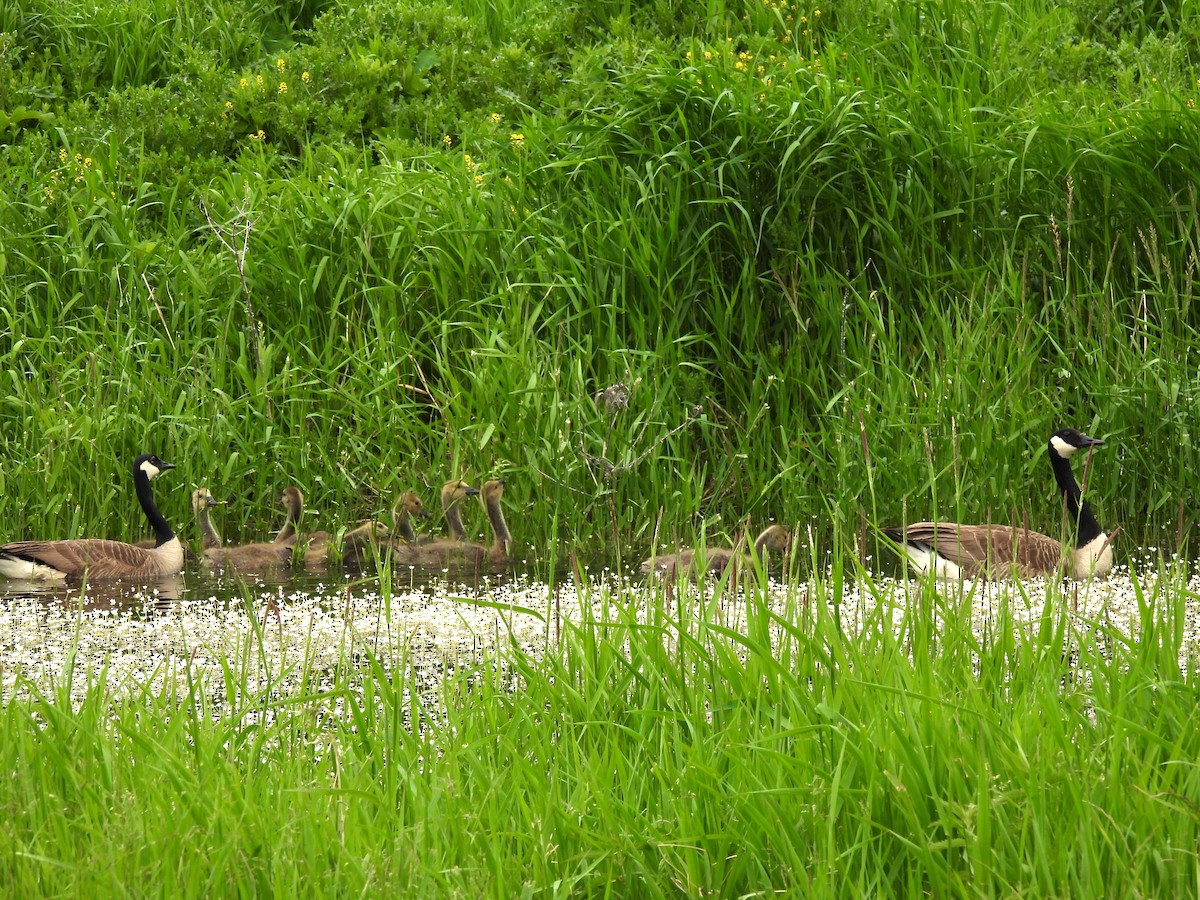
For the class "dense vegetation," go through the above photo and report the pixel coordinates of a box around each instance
[2,0,1199,557]
[2,572,1199,896]
[3,1,1200,894]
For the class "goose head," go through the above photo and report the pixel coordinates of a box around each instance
[393,491,432,524]
[1049,428,1104,458]
[440,479,480,508]
[192,488,220,513]
[281,486,304,515]
[134,453,175,479]
[755,524,792,556]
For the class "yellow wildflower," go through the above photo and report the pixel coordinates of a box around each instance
[279,81,287,94]
[301,71,311,83]
[510,132,525,146]
[276,58,286,71]
[490,112,502,124]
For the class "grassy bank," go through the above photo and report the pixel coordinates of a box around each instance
[1,567,1198,895]
[2,0,1200,556]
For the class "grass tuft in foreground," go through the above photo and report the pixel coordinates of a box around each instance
[1,565,1198,896]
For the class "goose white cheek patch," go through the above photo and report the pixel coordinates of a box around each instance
[1049,435,1076,457]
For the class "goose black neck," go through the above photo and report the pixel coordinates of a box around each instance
[134,469,175,546]
[1049,449,1103,547]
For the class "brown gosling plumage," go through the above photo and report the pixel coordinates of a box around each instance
[390,491,432,544]
[437,479,480,541]
[271,486,305,546]
[390,479,511,570]
[192,488,223,551]
[304,521,392,568]
[202,487,299,571]
[881,427,1113,581]
[641,524,792,579]
[0,453,184,581]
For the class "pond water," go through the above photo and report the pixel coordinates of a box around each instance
[1,556,1198,710]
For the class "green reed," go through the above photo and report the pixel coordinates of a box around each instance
[1,565,1198,895]
[1,0,1199,558]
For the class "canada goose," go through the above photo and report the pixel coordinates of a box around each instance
[640,524,792,578]
[272,486,304,546]
[390,479,511,570]
[192,488,223,551]
[201,488,299,571]
[304,521,392,568]
[133,487,218,559]
[438,479,480,541]
[881,427,1113,580]
[0,453,184,581]
[391,491,432,543]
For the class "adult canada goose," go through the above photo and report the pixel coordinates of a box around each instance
[0,453,184,581]
[640,524,792,578]
[134,486,219,560]
[201,488,299,571]
[390,479,511,570]
[881,427,1113,580]
[304,521,392,568]
[390,491,432,544]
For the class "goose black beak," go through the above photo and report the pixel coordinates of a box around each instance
[158,460,176,471]
[1081,434,1105,448]
[466,487,480,497]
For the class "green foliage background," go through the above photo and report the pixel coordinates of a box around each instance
[1,0,1199,559]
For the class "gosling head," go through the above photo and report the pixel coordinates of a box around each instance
[757,524,792,556]
[352,520,392,539]
[280,486,304,513]
[1049,428,1105,459]
[441,479,480,507]
[394,490,431,522]
[191,488,220,513]
[481,479,505,503]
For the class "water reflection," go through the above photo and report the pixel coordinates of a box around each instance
[0,573,187,611]
[0,559,574,611]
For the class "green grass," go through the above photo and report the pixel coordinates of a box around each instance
[1,568,1198,895]
[1,0,1199,557]
[2,3,1200,888]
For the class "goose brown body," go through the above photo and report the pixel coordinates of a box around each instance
[882,427,1113,581]
[390,479,510,570]
[202,487,301,571]
[641,524,792,578]
[0,453,184,581]
[304,521,391,568]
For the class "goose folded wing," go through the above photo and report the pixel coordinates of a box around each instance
[2,539,156,578]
